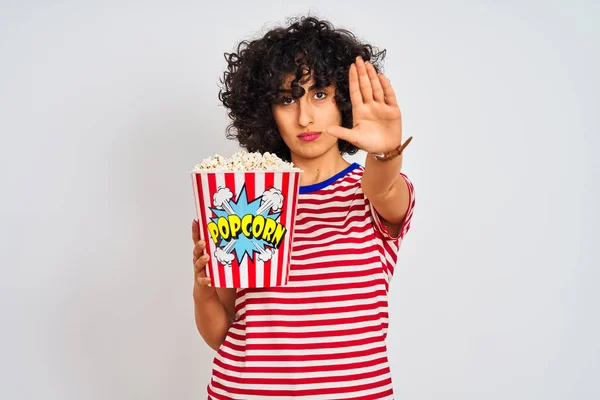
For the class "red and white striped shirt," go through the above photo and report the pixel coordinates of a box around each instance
[207,163,415,400]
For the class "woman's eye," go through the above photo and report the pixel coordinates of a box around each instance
[314,92,327,100]
[281,97,295,105]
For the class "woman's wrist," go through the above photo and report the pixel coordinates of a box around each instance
[193,282,217,303]
[371,136,413,161]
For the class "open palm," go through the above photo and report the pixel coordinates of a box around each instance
[327,56,403,154]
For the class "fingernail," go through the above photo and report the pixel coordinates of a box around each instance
[202,255,209,261]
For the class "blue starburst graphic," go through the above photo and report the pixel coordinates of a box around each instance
[209,185,282,264]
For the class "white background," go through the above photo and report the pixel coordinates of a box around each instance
[1,1,598,399]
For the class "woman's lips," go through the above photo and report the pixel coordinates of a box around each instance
[298,132,321,142]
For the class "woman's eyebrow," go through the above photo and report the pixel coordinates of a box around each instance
[308,83,331,91]
[276,83,331,94]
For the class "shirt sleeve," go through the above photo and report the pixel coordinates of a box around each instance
[369,172,416,241]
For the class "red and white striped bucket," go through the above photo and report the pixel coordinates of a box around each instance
[191,170,302,288]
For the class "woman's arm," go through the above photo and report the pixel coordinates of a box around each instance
[192,220,237,351]
[194,283,236,351]
[361,154,410,237]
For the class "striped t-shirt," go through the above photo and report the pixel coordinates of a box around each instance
[207,162,416,400]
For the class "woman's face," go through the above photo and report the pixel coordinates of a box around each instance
[271,74,342,162]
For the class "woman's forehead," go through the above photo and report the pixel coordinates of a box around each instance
[280,73,310,88]
[279,73,333,90]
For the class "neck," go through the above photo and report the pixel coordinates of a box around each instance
[291,146,352,186]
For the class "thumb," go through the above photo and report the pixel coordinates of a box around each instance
[192,219,200,243]
[325,126,357,145]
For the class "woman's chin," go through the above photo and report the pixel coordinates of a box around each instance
[290,144,337,162]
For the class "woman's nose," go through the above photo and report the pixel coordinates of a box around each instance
[297,101,313,127]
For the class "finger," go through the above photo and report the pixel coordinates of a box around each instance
[195,264,211,285]
[348,63,363,106]
[326,125,360,147]
[355,56,373,103]
[379,73,398,107]
[194,254,210,272]
[366,62,385,103]
[196,274,212,286]
[193,240,206,257]
[191,220,200,243]
[195,254,210,268]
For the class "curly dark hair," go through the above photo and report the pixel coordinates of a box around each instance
[218,16,386,162]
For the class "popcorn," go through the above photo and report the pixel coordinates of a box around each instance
[194,151,301,172]
[191,150,303,288]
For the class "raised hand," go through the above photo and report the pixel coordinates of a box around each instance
[326,56,403,154]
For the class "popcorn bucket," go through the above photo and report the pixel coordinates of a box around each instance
[191,170,302,288]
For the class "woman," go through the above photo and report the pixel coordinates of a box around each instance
[192,16,415,399]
